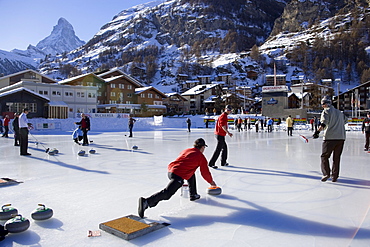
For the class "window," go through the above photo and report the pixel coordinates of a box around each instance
[111,92,116,97]
[148,93,153,98]
[38,90,48,95]
[77,92,85,97]
[127,93,132,98]
[88,93,95,98]
[128,85,132,89]
[6,102,37,113]
[52,91,61,96]
[65,92,73,97]
[155,94,160,99]
[141,93,145,98]
[111,84,116,88]
[119,84,124,89]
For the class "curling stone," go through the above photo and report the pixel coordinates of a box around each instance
[89,149,96,154]
[78,150,85,156]
[31,204,53,220]
[132,145,138,150]
[207,186,222,196]
[0,204,18,220]
[48,148,58,155]
[4,214,30,233]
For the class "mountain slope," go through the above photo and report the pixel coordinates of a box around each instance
[40,0,287,82]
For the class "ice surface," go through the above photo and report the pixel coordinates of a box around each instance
[1,122,370,247]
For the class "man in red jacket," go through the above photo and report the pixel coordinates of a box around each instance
[208,105,233,169]
[138,138,217,218]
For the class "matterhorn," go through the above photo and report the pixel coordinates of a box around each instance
[36,17,85,56]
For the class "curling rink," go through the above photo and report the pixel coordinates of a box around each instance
[1,127,370,247]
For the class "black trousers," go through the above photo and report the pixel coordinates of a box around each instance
[321,140,345,179]
[129,124,134,137]
[287,127,293,136]
[19,128,29,155]
[365,132,370,150]
[2,126,9,137]
[146,172,197,208]
[14,129,20,145]
[209,134,228,166]
[82,128,89,144]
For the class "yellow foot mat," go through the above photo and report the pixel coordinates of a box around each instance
[99,215,169,240]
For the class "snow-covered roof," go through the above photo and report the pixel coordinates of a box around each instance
[165,92,187,100]
[48,101,68,107]
[182,84,219,96]
[97,68,144,87]
[0,87,50,101]
[288,92,309,99]
[103,75,124,83]
[135,86,167,97]
[0,69,57,83]
[58,73,104,84]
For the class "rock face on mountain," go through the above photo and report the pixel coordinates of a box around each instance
[270,0,360,36]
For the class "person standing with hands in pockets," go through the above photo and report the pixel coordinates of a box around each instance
[18,108,32,155]
[208,105,233,169]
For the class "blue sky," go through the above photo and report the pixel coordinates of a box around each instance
[0,0,151,51]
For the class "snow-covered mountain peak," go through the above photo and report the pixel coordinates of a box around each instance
[35,17,85,56]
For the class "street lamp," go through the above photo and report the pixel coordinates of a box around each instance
[243,86,246,112]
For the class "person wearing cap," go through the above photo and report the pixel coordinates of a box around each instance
[361,112,370,151]
[138,138,217,218]
[208,105,233,169]
[313,96,348,182]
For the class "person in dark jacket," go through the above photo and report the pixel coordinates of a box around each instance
[12,113,20,146]
[138,138,217,218]
[128,116,137,137]
[362,112,370,151]
[75,113,90,146]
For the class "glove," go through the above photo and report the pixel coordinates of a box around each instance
[313,131,320,139]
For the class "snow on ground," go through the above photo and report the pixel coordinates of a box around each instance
[1,118,370,247]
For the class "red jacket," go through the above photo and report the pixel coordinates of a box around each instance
[168,148,213,184]
[215,112,228,136]
[3,118,10,126]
